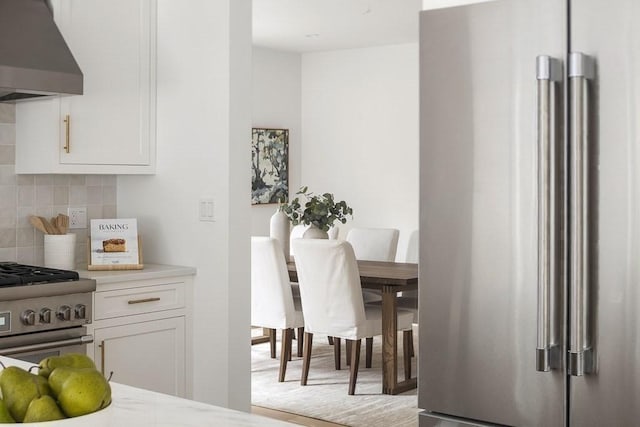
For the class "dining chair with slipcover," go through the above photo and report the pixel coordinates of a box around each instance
[291,239,414,395]
[251,236,304,382]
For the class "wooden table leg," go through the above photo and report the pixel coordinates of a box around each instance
[381,286,417,395]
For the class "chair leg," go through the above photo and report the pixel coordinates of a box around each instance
[269,328,276,359]
[348,339,361,395]
[297,327,304,357]
[333,337,342,370]
[328,336,334,345]
[279,328,292,382]
[288,328,293,361]
[365,337,373,368]
[346,340,352,366]
[301,332,313,386]
[403,329,413,380]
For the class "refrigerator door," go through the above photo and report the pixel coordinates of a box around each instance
[569,0,640,424]
[418,1,566,426]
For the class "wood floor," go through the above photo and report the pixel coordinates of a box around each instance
[252,406,347,427]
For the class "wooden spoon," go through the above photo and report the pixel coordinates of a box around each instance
[29,216,49,234]
[38,216,56,235]
[56,214,69,235]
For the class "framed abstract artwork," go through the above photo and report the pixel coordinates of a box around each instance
[251,128,289,204]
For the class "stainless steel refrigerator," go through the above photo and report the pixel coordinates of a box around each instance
[418,0,640,425]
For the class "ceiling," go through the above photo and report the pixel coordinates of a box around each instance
[252,0,423,53]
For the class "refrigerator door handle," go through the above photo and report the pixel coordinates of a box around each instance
[569,52,595,376]
[536,55,561,372]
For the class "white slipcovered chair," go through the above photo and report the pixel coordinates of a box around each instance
[345,227,400,305]
[292,239,414,395]
[345,227,400,262]
[251,236,304,382]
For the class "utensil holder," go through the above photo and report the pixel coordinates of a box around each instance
[44,233,76,270]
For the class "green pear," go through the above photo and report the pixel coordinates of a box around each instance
[22,395,66,422]
[38,353,96,378]
[47,367,77,397]
[0,366,52,422]
[54,368,111,417]
[0,398,15,423]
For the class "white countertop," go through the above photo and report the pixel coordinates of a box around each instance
[0,356,292,427]
[75,264,196,284]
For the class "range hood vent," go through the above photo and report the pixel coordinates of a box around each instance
[0,0,83,103]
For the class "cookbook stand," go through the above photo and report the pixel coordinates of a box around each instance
[87,235,144,271]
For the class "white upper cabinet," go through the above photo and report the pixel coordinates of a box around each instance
[16,0,157,174]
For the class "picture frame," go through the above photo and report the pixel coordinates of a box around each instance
[251,128,289,205]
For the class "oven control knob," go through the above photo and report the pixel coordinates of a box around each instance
[40,308,52,323]
[74,304,86,319]
[57,305,71,321]
[21,309,36,326]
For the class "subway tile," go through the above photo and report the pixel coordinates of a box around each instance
[87,185,103,205]
[102,175,117,186]
[0,228,16,248]
[17,185,35,207]
[35,185,54,207]
[0,104,15,124]
[85,175,102,186]
[53,175,70,186]
[33,248,44,265]
[17,174,35,185]
[103,186,116,205]
[0,124,15,145]
[87,205,102,222]
[53,186,69,205]
[35,175,54,186]
[0,248,17,262]
[0,165,16,185]
[17,207,34,229]
[102,205,117,218]
[69,175,85,186]
[69,185,87,205]
[0,146,15,165]
[87,186,103,205]
[16,227,34,247]
[17,247,36,265]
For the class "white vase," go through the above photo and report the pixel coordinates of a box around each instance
[302,224,329,239]
[270,208,290,260]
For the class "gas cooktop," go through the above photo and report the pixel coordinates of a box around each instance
[0,262,79,286]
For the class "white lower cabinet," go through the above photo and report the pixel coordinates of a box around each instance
[92,317,185,397]
[84,269,193,398]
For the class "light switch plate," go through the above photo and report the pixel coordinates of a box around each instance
[199,198,215,222]
[68,207,87,229]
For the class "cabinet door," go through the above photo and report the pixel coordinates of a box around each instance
[93,317,185,397]
[55,0,156,167]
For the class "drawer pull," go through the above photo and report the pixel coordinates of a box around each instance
[127,297,161,305]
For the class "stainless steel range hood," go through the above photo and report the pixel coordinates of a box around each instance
[0,0,83,103]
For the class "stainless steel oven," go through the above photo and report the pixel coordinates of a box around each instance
[0,263,96,365]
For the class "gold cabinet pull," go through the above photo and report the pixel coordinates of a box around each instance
[99,340,105,374]
[127,297,161,305]
[63,115,70,153]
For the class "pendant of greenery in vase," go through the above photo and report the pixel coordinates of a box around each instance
[279,186,353,241]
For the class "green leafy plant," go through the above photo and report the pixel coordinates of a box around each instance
[280,186,353,232]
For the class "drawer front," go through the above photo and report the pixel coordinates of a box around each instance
[94,283,185,320]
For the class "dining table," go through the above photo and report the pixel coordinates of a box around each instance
[287,259,418,395]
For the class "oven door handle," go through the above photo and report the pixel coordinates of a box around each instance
[0,335,93,356]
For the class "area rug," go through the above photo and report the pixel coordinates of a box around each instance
[251,327,419,427]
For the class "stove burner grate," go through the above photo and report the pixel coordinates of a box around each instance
[0,262,79,286]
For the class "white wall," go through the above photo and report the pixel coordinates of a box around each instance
[301,43,419,260]
[251,47,302,237]
[117,0,252,411]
